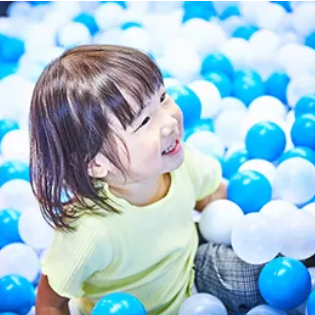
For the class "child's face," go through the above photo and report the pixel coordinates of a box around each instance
[109,85,184,184]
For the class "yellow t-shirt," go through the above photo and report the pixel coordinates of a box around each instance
[41,148,222,315]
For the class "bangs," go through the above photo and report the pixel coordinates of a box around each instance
[60,45,164,129]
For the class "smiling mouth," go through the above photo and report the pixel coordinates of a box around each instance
[162,140,181,155]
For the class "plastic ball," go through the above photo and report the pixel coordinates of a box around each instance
[220,97,247,112]
[94,2,125,31]
[305,31,315,51]
[238,159,276,184]
[273,157,315,205]
[18,207,54,251]
[291,114,315,151]
[199,200,244,246]
[167,85,201,130]
[122,27,151,52]
[0,36,25,63]
[0,275,35,315]
[179,293,227,315]
[185,131,225,158]
[0,161,29,187]
[0,243,40,283]
[265,71,290,104]
[295,95,315,118]
[231,212,281,264]
[227,171,272,214]
[278,210,315,260]
[0,209,22,249]
[303,203,315,217]
[0,119,19,143]
[183,119,214,141]
[259,200,297,220]
[201,52,234,79]
[121,22,142,30]
[232,25,258,40]
[188,80,221,119]
[222,149,249,179]
[259,257,312,310]
[246,304,287,315]
[291,2,315,37]
[73,13,99,35]
[225,142,246,159]
[220,6,240,21]
[214,109,246,147]
[91,292,147,315]
[232,71,265,106]
[248,96,287,121]
[256,2,287,31]
[203,71,232,97]
[245,122,286,162]
[296,267,315,314]
[278,147,315,166]
[307,290,315,315]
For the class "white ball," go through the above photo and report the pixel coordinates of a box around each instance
[93,28,124,46]
[273,158,315,205]
[1,129,30,164]
[19,207,54,251]
[225,142,246,159]
[255,3,287,31]
[303,203,315,217]
[0,243,40,283]
[199,200,244,246]
[292,2,315,37]
[214,109,246,147]
[163,78,181,89]
[0,179,38,212]
[185,131,225,158]
[94,3,125,31]
[188,80,221,119]
[247,305,287,315]
[260,200,298,220]
[231,213,282,264]
[220,38,254,70]
[239,1,269,24]
[239,159,276,184]
[58,22,91,49]
[279,210,315,260]
[221,97,247,112]
[122,27,151,53]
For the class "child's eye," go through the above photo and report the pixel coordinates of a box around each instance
[160,92,166,103]
[135,116,150,132]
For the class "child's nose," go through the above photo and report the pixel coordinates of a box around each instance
[161,117,178,138]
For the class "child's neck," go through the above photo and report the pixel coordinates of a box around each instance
[108,173,171,207]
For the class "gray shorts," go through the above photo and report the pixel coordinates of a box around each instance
[194,242,265,314]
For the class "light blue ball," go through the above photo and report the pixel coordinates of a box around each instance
[232,25,259,40]
[227,170,272,213]
[0,161,30,187]
[0,119,19,143]
[223,150,249,179]
[305,31,315,50]
[184,119,214,141]
[295,95,315,118]
[201,52,234,78]
[220,6,240,20]
[0,209,22,249]
[73,13,99,35]
[232,71,265,106]
[259,257,311,310]
[0,275,35,315]
[278,147,315,166]
[265,71,290,104]
[92,292,147,315]
[307,290,315,315]
[245,122,286,162]
[167,85,201,130]
[291,114,315,150]
[203,71,232,97]
[0,36,25,63]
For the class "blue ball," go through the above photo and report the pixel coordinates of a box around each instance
[0,275,35,315]
[92,292,147,315]
[184,119,214,141]
[232,71,265,106]
[245,122,286,162]
[0,36,25,63]
[0,313,19,315]
[183,1,217,22]
[121,22,143,30]
[101,1,127,8]
[0,209,22,249]
[305,31,315,51]
[295,95,315,118]
[223,150,249,179]
[307,290,315,315]
[0,161,30,187]
[203,71,232,97]
[265,71,290,104]
[259,257,312,310]
[0,119,19,143]
[220,6,240,20]
[167,85,201,130]
[201,52,234,79]
[227,170,272,213]
[278,147,315,166]
[0,62,17,79]
[291,114,315,150]
[73,13,99,35]
[271,1,292,12]
[232,25,259,40]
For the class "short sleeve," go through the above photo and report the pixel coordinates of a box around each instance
[41,217,112,299]
[184,147,222,201]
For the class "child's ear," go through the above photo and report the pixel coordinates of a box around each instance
[87,153,110,178]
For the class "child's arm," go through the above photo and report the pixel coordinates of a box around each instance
[195,181,227,212]
[36,275,70,315]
